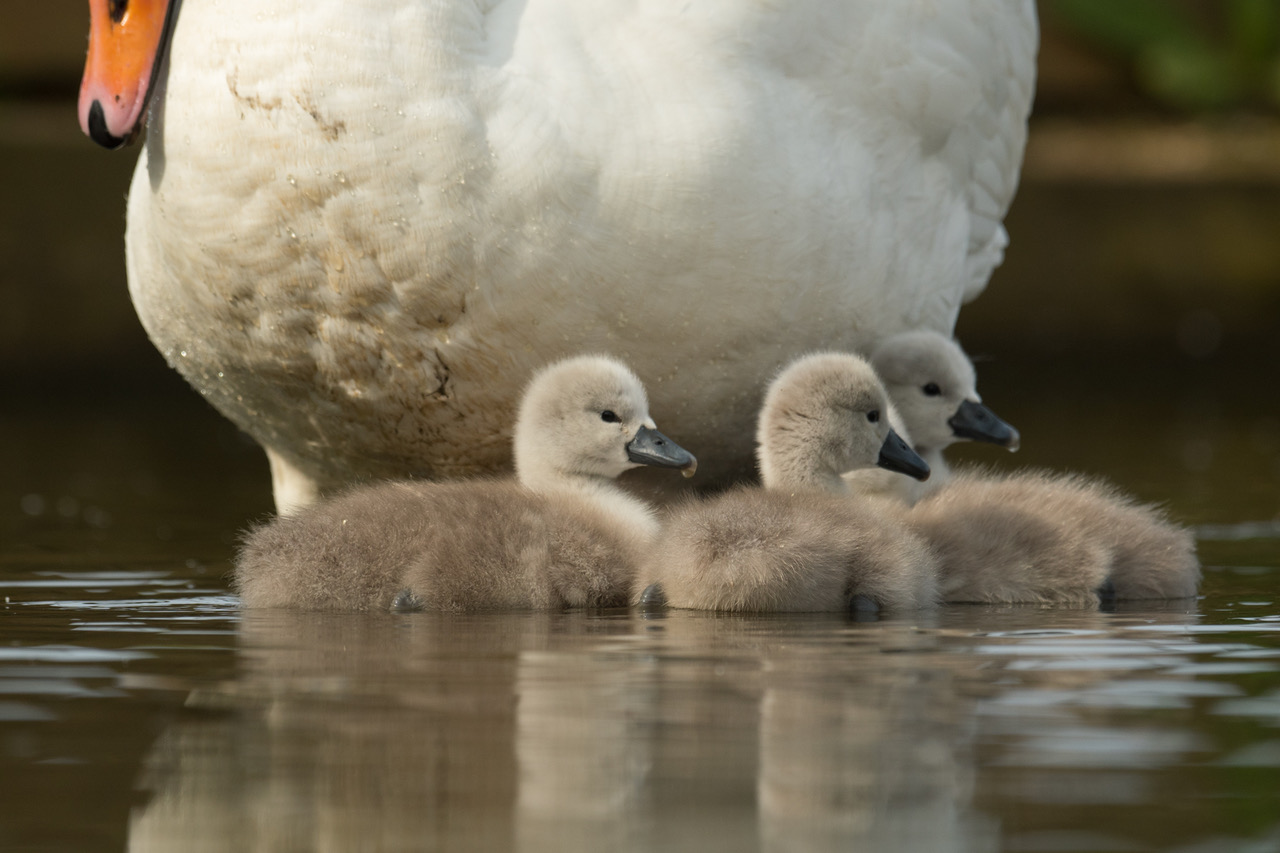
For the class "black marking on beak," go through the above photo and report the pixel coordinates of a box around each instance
[948,399,1020,451]
[626,426,697,477]
[87,100,129,150]
[877,428,930,481]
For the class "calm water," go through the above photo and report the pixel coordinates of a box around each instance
[2,355,1279,853]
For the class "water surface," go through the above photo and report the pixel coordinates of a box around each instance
[2,559,1278,853]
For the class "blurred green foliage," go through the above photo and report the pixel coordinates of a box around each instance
[1050,0,1280,111]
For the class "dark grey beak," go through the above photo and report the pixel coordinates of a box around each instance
[626,425,698,477]
[877,428,930,481]
[948,399,1020,451]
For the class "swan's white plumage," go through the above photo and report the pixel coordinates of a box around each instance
[125,0,1037,509]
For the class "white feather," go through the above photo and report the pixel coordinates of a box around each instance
[124,0,1037,508]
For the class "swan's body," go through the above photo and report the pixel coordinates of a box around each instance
[83,0,1037,511]
[911,471,1200,603]
[235,356,695,611]
[637,353,938,613]
[845,330,1019,503]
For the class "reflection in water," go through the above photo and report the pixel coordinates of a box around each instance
[514,632,657,851]
[755,632,994,853]
[127,611,1006,852]
[130,611,530,852]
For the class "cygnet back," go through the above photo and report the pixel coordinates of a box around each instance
[640,488,936,612]
[908,469,1200,604]
[908,474,1109,605]
[938,471,1198,600]
[236,480,645,611]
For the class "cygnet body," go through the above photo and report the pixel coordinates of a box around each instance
[911,470,1199,604]
[636,353,938,613]
[846,330,1019,503]
[235,356,696,612]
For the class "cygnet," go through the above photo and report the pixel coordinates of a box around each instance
[235,356,697,611]
[846,330,1019,503]
[850,332,1198,604]
[636,353,938,613]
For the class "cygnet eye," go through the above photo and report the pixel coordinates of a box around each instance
[923,382,942,397]
[866,410,880,423]
[600,410,621,423]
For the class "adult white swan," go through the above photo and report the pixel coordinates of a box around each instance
[80,0,1037,512]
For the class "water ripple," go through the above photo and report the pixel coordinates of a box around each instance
[0,646,153,663]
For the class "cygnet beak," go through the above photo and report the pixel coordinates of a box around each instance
[626,425,698,477]
[948,399,1021,452]
[877,428,930,481]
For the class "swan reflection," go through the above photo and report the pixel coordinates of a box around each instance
[129,605,1201,852]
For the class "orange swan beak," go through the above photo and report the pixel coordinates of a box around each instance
[78,0,176,149]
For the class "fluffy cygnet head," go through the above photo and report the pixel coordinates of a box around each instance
[870,330,1020,454]
[514,355,697,488]
[756,352,929,493]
